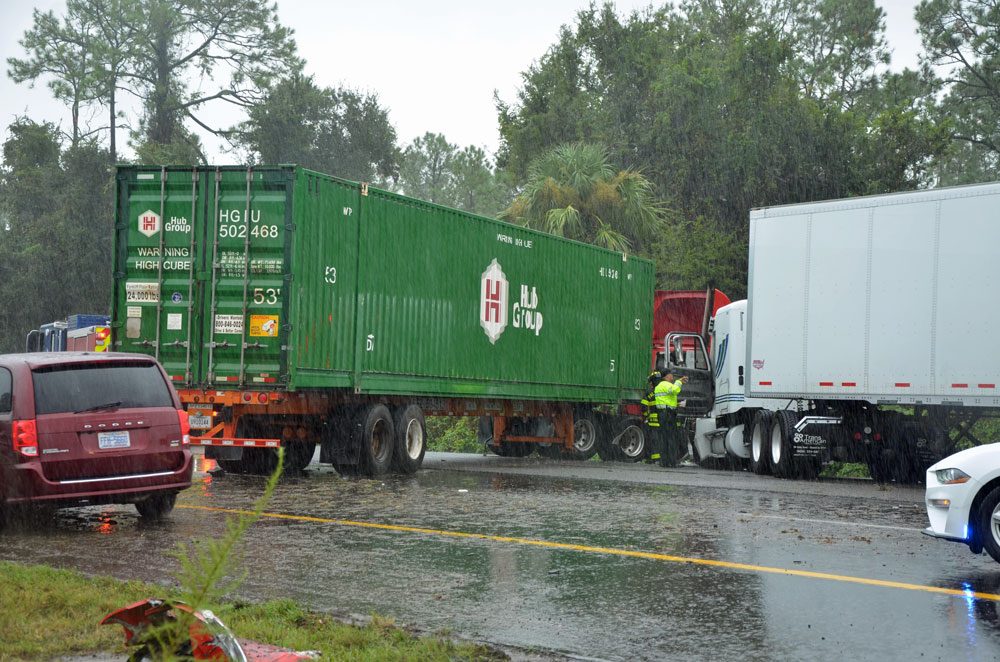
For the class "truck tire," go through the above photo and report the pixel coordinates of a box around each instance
[355,404,395,477]
[616,422,647,462]
[978,486,1000,564]
[392,405,426,474]
[567,411,600,460]
[770,410,798,478]
[749,411,772,475]
[597,418,645,462]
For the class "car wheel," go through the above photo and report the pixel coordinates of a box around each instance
[135,493,177,520]
[978,486,1000,564]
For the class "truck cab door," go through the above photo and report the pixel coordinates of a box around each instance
[663,332,714,417]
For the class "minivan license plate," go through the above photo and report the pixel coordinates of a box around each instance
[98,431,130,450]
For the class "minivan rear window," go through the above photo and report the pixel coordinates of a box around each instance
[31,362,174,415]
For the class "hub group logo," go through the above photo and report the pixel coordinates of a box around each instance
[480,259,508,344]
[479,259,544,344]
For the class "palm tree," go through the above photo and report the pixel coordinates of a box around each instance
[500,142,664,252]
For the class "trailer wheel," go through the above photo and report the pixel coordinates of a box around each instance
[567,411,600,460]
[978,486,1000,564]
[770,410,798,478]
[749,411,772,475]
[355,404,395,477]
[285,441,317,474]
[392,405,426,474]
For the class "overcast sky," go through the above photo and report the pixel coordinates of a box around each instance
[0,0,924,162]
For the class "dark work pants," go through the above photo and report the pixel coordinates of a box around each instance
[659,409,680,467]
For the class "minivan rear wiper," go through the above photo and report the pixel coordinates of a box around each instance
[73,401,123,414]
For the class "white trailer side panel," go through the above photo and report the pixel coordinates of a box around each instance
[747,182,1000,406]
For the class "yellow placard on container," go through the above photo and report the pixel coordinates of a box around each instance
[250,314,279,337]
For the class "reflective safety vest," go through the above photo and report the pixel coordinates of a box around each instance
[641,389,659,427]
[654,379,682,410]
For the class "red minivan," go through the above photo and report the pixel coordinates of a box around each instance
[0,352,193,521]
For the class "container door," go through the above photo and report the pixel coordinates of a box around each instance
[112,167,204,384]
[201,167,293,387]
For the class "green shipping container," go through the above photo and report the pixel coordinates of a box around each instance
[112,165,654,405]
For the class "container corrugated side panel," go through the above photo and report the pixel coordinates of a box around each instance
[286,171,361,388]
[341,187,642,403]
[112,166,205,383]
[748,182,1000,406]
[617,257,654,400]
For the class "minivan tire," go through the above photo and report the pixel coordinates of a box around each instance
[135,492,177,520]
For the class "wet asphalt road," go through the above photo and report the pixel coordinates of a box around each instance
[3,451,1000,661]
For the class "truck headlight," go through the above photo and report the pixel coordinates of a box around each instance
[934,468,971,485]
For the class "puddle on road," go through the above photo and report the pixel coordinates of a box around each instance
[1,464,998,660]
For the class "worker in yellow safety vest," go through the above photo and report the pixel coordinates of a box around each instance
[641,372,662,463]
[653,371,686,467]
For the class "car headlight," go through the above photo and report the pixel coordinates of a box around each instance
[934,468,971,485]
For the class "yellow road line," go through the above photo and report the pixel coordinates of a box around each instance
[179,504,1000,603]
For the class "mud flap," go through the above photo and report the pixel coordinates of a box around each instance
[205,446,244,461]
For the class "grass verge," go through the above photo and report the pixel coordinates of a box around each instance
[0,561,504,661]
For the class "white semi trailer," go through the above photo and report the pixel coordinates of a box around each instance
[670,182,1000,481]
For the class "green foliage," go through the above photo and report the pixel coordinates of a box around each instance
[500,142,665,252]
[141,450,285,656]
[0,562,500,660]
[0,119,114,353]
[426,417,481,453]
[10,0,302,158]
[236,73,399,183]
[396,132,512,216]
[917,0,1000,183]
[650,216,746,297]
[498,1,949,293]
[820,462,870,479]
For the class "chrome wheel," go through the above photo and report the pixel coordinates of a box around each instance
[752,423,765,463]
[574,418,598,454]
[992,505,1000,547]
[618,425,645,459]
[771,424,783,466]
[404,418,424,460]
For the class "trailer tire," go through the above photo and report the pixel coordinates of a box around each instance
[978,486,1000,564]
[356,404,395,477]
[285,441,317,474]
[392,405,426,474]
[770,410,798,478]
[567,411,600,460]
[749,411,772,475]
[537,443,564,459]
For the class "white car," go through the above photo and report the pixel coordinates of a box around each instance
[925,443,1000,562]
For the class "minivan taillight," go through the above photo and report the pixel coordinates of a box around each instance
[177,410,191,446]
[12,419,38,457]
